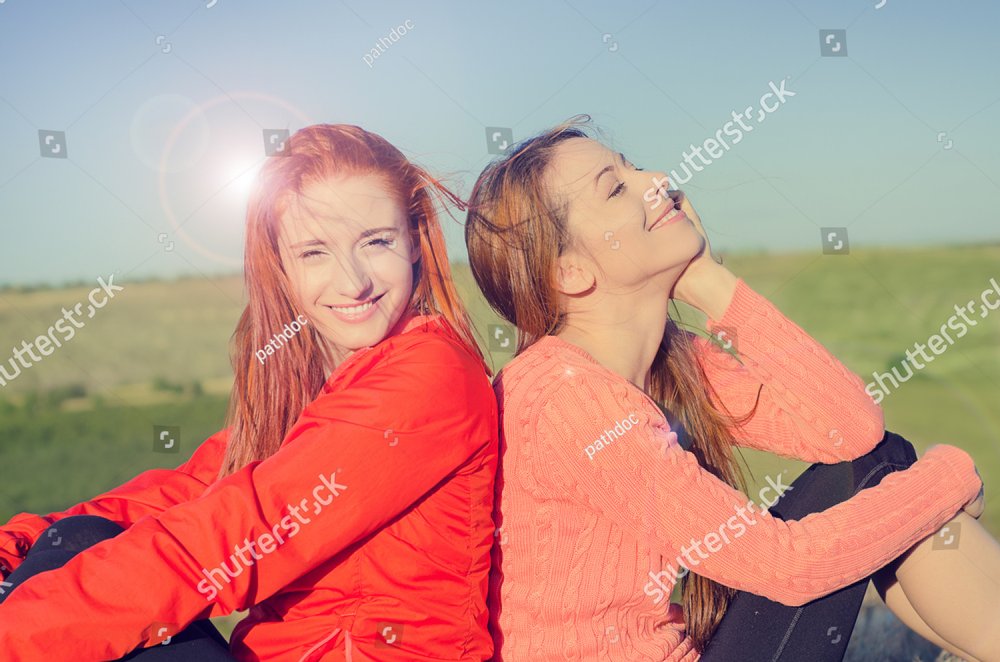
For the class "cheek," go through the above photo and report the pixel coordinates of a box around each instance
[382,237,419,283]
[376,250,416,289]
[286,266,326,308]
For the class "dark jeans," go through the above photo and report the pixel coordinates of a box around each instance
[699,430,920,662]
[0,515,236,660]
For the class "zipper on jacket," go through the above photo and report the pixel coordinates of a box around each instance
[298,628,340,662]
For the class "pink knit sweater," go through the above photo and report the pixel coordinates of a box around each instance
[488,278,982,661]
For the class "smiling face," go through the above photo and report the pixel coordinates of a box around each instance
[277,174,419,365]
[545,137,705,295]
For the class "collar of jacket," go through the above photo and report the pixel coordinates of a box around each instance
[320,310,470,394]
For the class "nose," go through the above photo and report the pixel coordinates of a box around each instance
[329,251,374,300]
[637,169,672,208]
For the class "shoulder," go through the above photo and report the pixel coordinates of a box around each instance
[300,318,497,447]
[496,341,677,467]
[494,338,651,425]
[320,316,494,410]
[494,337,600,396]
[342,316,487,379]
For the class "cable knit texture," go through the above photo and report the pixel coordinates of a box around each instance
[488,278,981,661]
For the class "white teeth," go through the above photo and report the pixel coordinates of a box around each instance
[330,299,376,314]
[651,207,679,230]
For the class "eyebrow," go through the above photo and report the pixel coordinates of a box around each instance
[593,152,626,191]
[289,226,398,250]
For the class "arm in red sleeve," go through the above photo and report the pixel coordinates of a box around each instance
[694,278,885,463]
[537,369,981,606]
[0,333,496,660]
[0,428,229,579]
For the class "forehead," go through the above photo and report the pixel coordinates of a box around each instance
[280,174,405,240]
[544,137,613,196]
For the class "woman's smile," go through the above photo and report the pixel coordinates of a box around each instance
[648,203,687,232]
[324,292,385,323]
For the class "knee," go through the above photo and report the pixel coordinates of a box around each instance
[29,515,124,556]
[872,430,918,469]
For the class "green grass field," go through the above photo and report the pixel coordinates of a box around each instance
[1,245,998,639]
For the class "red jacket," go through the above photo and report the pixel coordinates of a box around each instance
[0,313,499,661]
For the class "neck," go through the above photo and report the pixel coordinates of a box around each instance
[556,286,669,391]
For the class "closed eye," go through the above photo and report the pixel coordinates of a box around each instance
[608,153,641,198]
[364,233,398,249]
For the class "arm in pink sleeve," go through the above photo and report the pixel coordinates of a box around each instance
[537,371,980,606]
[694,278,884,463]
[0,428,229,579]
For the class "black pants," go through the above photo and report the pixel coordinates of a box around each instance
[0,515,236,660]
[700,430,921,661]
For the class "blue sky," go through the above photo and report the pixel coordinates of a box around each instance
[0,0,997,286]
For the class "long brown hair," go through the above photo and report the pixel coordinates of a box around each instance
[218,124,482,479]
[464,115,751,652]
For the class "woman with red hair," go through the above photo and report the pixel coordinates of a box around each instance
[0,124,498,661]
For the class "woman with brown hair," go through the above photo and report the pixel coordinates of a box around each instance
[0,124,498,661]
[465,115,1000,661]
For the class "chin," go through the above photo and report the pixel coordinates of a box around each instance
[674,232,707,268]
[685,224,707,254]
[330,321,391,350]
[658,232,705,272]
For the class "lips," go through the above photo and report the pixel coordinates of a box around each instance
[648,199,685,231]
[326,293,384,315]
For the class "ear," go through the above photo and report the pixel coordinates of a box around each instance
[408,228,421,264]
[554,251,596,296]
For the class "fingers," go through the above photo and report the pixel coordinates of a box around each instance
[666,189,687,213]
[666,189,696,224]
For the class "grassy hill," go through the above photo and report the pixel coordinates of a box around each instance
[2,245,998,527]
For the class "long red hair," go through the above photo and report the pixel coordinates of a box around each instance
[218,124,482,479]
[465,115,752,652]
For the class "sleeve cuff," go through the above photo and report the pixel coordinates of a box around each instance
[928,445,980,498]
[706,277,756,329]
